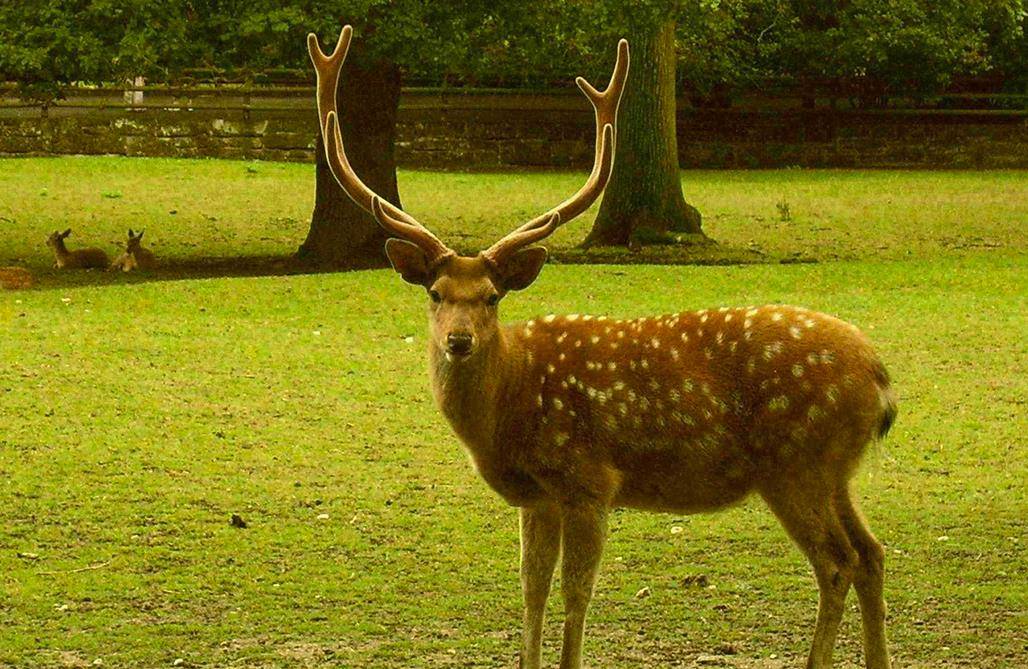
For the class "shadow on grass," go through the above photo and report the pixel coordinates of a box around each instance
[5,242,816,293]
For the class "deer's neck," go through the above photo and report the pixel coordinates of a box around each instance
[51,242,70,265]
[428,326,526,454]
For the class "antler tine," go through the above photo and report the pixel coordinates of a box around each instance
[483,39,629,266]
[370,196,454,262]
[309,26,452,260]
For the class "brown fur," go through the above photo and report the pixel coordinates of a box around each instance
[0,266,33,290]
[400,254,895,669]
[110,229,156,272]
[46,229,109,270]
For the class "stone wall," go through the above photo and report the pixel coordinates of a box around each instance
[1,90,1025,168]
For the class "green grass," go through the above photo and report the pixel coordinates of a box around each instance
[1,158,1025,280]
[1,157,1026,668]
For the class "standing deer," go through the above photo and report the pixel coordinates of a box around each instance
[46,229,110,269]
[309,25,896,669]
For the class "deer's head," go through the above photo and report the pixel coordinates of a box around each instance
[126,229,145,252]
[47,229,72,251]
[308,26,628,361]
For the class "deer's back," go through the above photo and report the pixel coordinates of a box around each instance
[510,306,893,513]
[66,248,110,269]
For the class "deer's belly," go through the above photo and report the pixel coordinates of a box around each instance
[611,446,756,514]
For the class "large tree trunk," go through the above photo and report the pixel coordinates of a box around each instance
[297,58,402,267]
[585,19,704,247]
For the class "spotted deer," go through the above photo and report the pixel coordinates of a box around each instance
[309,25,896,669]
[46,229,110,270]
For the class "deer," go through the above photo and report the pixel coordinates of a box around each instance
[110,229,156,272]
[308,25,896,669]
[46,229,110,270]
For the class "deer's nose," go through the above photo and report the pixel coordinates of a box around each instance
[446,332,474,356]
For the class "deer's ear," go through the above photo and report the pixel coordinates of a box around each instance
[128,229,135,238]
[385,238,431,286]
[61,229,72,238]
[496,247,547,291]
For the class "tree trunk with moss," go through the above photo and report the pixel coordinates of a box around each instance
[297,58,401,268]
[585,19,704,247]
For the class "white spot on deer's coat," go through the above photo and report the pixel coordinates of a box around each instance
[820,350,836,365]
[670,347,680,361]
[704,348,713,360]
[553,398,564,410]
[790,326,802,339]
[557,332,568,344]
[591,335,600,344]
[575,340,582,348]
[567,314,580,322]
[700,314,709,323]
[613,381,625,391]
[536,395,543,408]
[716,331,724,345]
[607,362,617,371]
[747,357,756,374]
[680,332,689,342]
[618,403,628,416]
[554,432,569,446]
[768,395,790,411]
[763,342,784,360]
[583,315,593,321]
[806,352,819,366]
[547,363,556,374]
[543,314,556,323]
[792,364,804,377]
[725,314,733,322]
[682,379,694,392]
[640,359,650,369]
[805,318,817,328]
[746,309,758,319]
[825,384,839,404]
[771,312,783,322]
[651,337,660,348]
[559,353,566,362]
[808,404,823,421]
[729,341,738,353]
[617,330,626,339]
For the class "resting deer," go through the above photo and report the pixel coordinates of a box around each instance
[309,25,896,669]
[110,229,156,272]
[46,229,110,269]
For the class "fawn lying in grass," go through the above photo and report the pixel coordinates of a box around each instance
[46,229,109,270]
[110,229,156,272]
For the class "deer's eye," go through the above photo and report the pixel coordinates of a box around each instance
[486,293,500,307]
[429,289,442,303]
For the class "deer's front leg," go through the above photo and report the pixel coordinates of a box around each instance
[558,504,608,669]
[519,502,561,669]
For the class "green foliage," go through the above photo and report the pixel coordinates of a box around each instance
[1,0,1024,97]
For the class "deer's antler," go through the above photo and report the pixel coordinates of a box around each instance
[482,39,629,267]
[308,27,454,263]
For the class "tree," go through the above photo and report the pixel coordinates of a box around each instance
[583,3,705,247]
[586,15,704,247]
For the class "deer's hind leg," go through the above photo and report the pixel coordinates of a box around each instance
[760,471,860,669]
[835,487,891,669]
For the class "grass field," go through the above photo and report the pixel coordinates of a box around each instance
[1,157,1026,668]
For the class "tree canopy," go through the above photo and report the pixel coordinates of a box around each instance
[2,0,1024,100]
